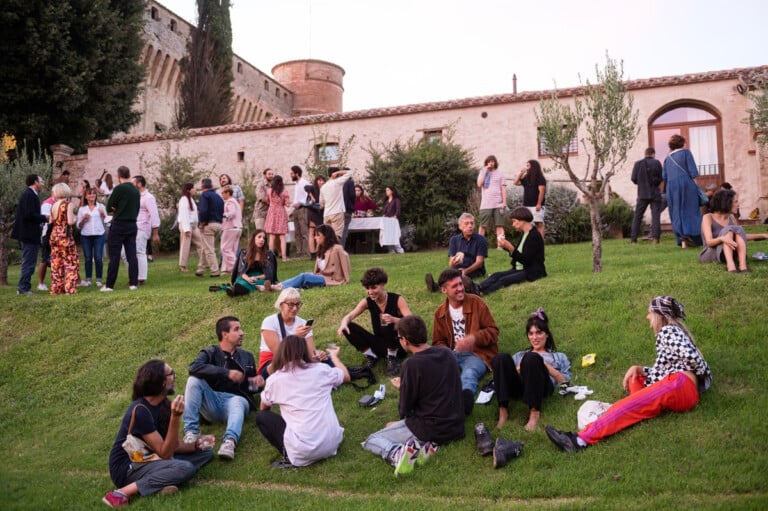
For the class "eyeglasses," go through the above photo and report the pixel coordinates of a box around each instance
[283,301,302,308]
[165,370,175,377]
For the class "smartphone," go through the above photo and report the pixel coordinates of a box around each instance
[305,319,314,326]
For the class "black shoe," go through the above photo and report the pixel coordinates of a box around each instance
[463,389,475,416]
[493,438,524,469]
[474,422,494,456]
[363,355,378,369]
[545,425,584,453]
[385,356,401,376]
[425,273,437,293]
[209,285,220,292]
[461,274,480,295]
[271,457,296,469]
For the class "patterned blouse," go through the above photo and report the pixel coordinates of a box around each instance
[643,325,711,392]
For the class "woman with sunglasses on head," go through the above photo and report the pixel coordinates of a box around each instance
[491,308,570,431]
[257,288,328,389]
[545,296,711,453]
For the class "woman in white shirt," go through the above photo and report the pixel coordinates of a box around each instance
[76,187,107,287]
[256,334,350,468]
[258,288,329,383]
[177,183,204,273]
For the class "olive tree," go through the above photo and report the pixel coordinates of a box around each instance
[536,54,640,272]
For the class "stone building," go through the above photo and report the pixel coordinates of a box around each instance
[59,1,768,224]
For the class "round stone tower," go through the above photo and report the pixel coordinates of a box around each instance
[272,59,345,116]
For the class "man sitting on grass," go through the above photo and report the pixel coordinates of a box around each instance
[104,360,213,508]
[182,316,260,462]
[432,268,499,416]
[361,315,465,476]
[425,212,487,292]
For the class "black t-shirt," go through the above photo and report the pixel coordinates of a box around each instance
[400,346,466,444]
[107,398,169,487]
[521,172,546,207]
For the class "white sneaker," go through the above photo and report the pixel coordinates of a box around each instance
[218,438,236,460]
[37,283,48,291]
[95,280,103,287]
[182,431,199,445]
[78,280,91,287]
[100,287,113,292]
[128,285,138,291]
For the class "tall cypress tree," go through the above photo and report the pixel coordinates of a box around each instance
[0,0,145,152]
[176,0,234,129]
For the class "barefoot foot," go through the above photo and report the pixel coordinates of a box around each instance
[524,410,541,431]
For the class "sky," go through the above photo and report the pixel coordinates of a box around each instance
[160,0,767,112]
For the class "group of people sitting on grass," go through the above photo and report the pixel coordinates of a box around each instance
[105,263,711,506]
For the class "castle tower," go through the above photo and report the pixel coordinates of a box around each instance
[272,59,345,116]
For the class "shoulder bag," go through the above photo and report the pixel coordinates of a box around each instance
[666,152,709,206]
[121,404,161,463]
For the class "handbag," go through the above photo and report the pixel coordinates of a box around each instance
[121,404,161,463]
[666,151,709,206]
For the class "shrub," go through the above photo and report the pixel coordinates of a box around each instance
[157,214,180,254]
[601,195,634,238]
[363,130,476,247]
[506,183,582,244]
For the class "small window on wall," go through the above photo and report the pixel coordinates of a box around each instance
[537,127,578,157]
[169,19,177,32]
[150,7,159,20]
[237,151,245,162]
[264,80,269,91]
[275,88,280,97]
[237,62,243,74]
[423,130,443,144]
[316,143,340,165]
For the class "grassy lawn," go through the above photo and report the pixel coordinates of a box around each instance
[1,232,767,510]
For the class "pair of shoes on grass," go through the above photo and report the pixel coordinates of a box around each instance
[391,439,440,477]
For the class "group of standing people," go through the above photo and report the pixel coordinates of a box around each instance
[12,165,162,296]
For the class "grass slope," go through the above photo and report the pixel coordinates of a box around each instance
[1,233,767,510]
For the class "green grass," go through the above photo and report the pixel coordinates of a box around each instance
[2,233,768,510]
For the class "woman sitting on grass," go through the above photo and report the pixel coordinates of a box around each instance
[273,224,349,290]
[257,288,328,387]
[545,296,711,452]
[699,189,768,273]
[228,229,277,296]
[491,308,570,431]
[256,335,349,468]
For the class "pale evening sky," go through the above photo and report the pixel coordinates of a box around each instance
[160,0,767,112]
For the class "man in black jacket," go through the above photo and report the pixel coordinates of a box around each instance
[11,174,47,295]
[182,316,258,461]
[630,147,663,244]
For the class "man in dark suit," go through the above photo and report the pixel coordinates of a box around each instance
[630,147,664,244]
[11,174,47,295]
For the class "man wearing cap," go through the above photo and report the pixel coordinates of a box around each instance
[630,147,663,244]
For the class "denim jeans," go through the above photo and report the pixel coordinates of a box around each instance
[361,419,419,462]
[80,234,105,280]
[279,272,326,289]
[454,351,488,394]
[18,241,39,293]
[182,376,249,444]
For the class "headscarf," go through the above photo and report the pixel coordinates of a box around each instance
[649,296,686,320]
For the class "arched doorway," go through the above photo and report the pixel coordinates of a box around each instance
[650,102,723,189]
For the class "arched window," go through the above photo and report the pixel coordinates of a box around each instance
[650,103,723,187]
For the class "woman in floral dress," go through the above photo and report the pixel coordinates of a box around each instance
[265,175,291,262]
[49,183,80,294]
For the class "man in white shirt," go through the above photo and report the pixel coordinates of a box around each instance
[130,175,161,285]
[319,167,351,241]
[290,165,310,258]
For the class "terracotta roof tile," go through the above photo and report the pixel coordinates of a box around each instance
[87,64,768,148]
